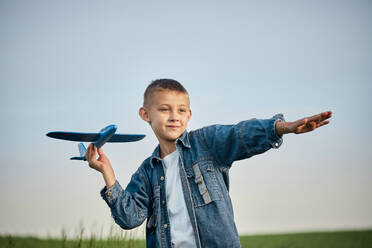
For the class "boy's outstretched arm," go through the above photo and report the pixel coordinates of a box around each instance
[275,111,332,136]
[85,143,116,188]
[86,143,151,230]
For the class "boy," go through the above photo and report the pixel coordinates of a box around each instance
[85,79,332,248]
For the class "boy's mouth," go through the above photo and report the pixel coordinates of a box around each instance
[167,125,180,129]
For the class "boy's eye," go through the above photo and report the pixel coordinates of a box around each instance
[159,108,169,112]
[179,109,187,113]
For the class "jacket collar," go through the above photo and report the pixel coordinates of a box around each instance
[177,130,191,149]
[150,130,191,168]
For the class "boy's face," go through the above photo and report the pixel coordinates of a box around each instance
[139,90,192,146]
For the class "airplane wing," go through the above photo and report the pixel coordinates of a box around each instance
[46,132,146,143]
[108,134,146,142]
[46,132,100,142]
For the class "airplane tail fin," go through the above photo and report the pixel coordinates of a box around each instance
[78,143,86,157]
[70,143,87,161]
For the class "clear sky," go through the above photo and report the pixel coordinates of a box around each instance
[1,0,371,238]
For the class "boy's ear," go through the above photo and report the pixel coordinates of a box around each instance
[139,107,150,123]
[188,109,192,120]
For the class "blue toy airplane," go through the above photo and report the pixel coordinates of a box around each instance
[46,124,145,161]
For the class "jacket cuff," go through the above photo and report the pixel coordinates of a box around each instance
[269,113,285,149]
[100,180,123,206]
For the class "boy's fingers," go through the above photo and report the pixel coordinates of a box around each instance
[294,111,332,134]
[308,114,322,123]
[85,144,91,160]
[97,148,109,161]
[311,111,332,122]
[317,120,330,128]
[87,143,93,157]
[92,145,98,160]
[320,111,332,121]
[86,143,97,162]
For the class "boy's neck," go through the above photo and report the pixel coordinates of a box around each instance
[159,141,176,158]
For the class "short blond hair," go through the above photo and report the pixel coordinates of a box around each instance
[143,79,189,107]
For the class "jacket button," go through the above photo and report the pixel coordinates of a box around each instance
[160,176,165,181]
[164,224,168,228]
[162,200,166,205]
[107,191,112,196]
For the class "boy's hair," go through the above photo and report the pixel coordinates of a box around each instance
[143,79,189,107]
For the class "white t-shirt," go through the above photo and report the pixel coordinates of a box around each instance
[162,150,197,248]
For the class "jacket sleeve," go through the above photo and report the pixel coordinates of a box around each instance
[201,114,285,167]
[100,165,151,230]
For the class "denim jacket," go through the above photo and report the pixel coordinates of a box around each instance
[101,114,284,248]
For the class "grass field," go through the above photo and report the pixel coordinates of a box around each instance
[1,230,371,248]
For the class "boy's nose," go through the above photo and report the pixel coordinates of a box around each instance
[169,111,179,121]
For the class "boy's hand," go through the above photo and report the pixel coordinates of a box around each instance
[275,111,332,136]
[86,143,116,188]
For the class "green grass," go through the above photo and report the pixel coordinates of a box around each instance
[0,234,146,248]
[239,230,372,248]
[1,230,371,248]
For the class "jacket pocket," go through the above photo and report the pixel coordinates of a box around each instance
[147,185,160,230]
[186,161,222,207]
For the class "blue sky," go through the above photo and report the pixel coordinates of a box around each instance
[1,0,371,237]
